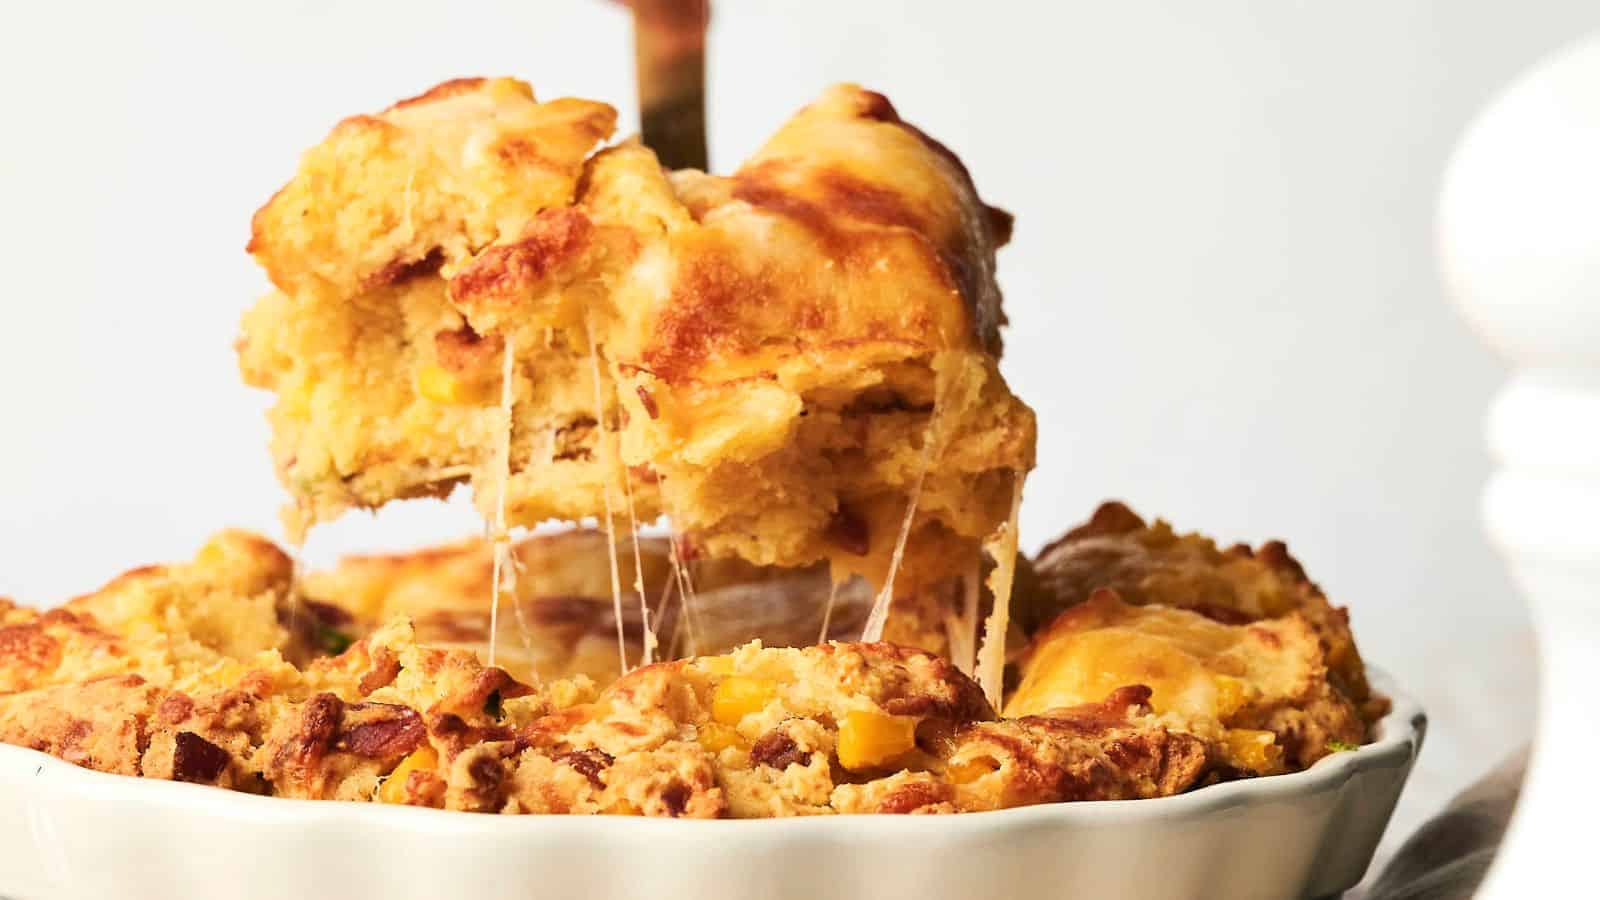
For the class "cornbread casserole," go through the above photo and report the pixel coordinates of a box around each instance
[1,532,1208,814]
[0,505,1383,815]
[238,78,1035,618]
[1,68,1386,824]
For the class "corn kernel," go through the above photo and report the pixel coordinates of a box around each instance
[1212,675,1250,719]
[194,537,229,568]
[700,656,736,676]
[1223,729,1283,774]
[696,722,747,754]
[379,745,438,804]
[945,756,999,784]
[837,710,918,771]
[415,363,474,404]
[711,676,776,725]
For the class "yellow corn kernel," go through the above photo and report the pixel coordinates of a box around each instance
[1212,675,1250,719]
[711,676,776,725]
[194,537,229,568]
[379,745,439,804]
[1223,729,1283,774]
[699,656,736,676]
[837,710,918,771]
[696,722,748,754]
[415,363,475,404]
[945,755,999,784]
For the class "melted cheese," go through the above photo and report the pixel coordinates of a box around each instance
[816,578,841,645]
[975,473,1023,706]
[858,460,930,643]
[615,382,656,667]
[657,570,684,658]
[665,503,702,656]
[858,357,964,643]
[487,334,517,669]
[584,320,630,675]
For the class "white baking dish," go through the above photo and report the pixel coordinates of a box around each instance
[0,672,1422,900]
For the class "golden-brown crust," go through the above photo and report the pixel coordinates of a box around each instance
[944,686,1210,808]
[10,530,1405,815]
[247,78,615,300]
[1024,501,1383,724]
[242,78,1034,600]
[387,77,492,111]
[0,676,162,777]
[1007,589,1366,773]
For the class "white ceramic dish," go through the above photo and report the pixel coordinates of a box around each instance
[0,672,1422,900]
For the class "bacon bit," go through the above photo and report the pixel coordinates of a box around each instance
[358,646,401,695]
[363,248,445,290]
[824,506,870,556]
[431,713,471,739]
[157,693,195,725]
[173,732,230,783]
[554,748,614,789]
[468,754,506,791]
[749,731,810,770]
[276,693,344,769]
[428,712,515,754]
[660,779,690,817]
[338,704,425,760]
[635,385,660,420]
[628,465,660,485]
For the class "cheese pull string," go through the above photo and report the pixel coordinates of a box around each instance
[583,313,631,676]
[975,472,1024,708]
[817,578,841,646]
[859,356,960,644]
[614,379,657,667]
[487,333,517,669]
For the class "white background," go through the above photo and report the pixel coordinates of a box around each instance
[1,0,1589,870]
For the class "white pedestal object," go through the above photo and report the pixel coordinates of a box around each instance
[1438,35,1600,899]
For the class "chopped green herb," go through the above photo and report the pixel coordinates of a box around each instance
[312,622,353,656]
[1326,740,1359,753]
